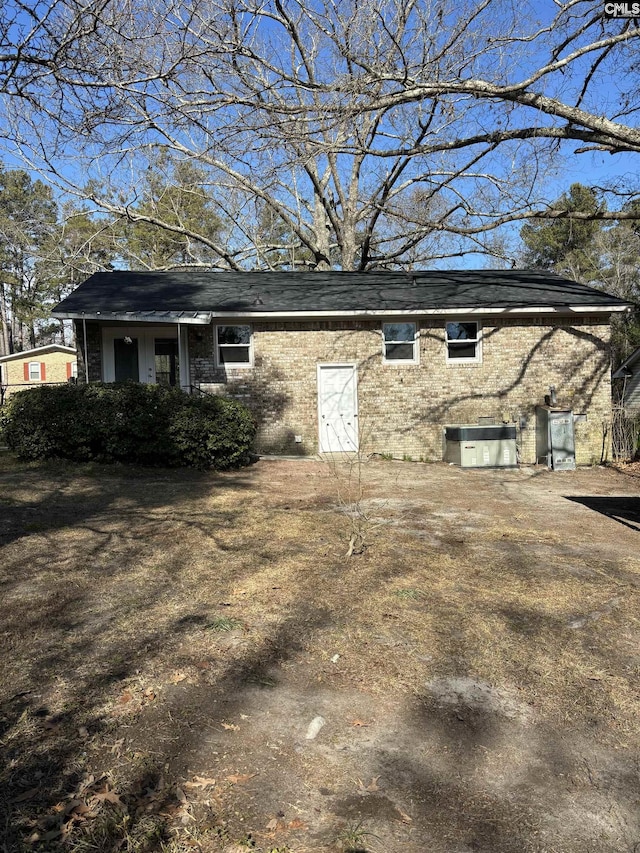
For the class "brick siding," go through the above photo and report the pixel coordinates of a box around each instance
[188,316,612,465]
[74,321,102,383]
[0,349,78,401]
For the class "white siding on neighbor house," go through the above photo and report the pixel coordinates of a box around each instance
[623,371,640,410]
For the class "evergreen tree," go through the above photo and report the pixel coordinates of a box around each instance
[0,164,57,352]
[519,185,640,366]
[520,184,606,283]
[119,155,223,270]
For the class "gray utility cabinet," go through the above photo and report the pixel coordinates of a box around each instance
[444,424,517,468]
[536,407,576,470]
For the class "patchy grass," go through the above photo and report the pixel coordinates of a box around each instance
[1,456,639,853]
[206,617,245,633]
[393,588,425,601]
[336,820,378,852]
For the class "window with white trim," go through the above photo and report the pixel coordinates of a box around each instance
[28,361,42,381]
[216,325,253,367]
[445,321,481,363]
[382,322,418,363]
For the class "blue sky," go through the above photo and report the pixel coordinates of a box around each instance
[0,0,638,270]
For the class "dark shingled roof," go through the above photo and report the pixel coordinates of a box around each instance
[53,269,630,318]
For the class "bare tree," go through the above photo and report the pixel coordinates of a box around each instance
[1,0,639,270]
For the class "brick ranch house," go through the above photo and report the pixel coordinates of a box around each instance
[0,344,78,405]
[52,270,631,464]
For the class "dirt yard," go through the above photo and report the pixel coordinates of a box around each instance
[0,454,639,853]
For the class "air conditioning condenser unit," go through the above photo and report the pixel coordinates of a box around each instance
[444,424,517,468]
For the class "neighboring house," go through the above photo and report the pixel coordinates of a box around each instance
[613,347,640,411]
[0,345,78,404]
[52,270,631,464]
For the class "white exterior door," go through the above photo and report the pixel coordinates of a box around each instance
[318,364,359,453]
[102,327,190,389]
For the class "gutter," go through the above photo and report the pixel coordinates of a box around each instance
[52,304,632,324]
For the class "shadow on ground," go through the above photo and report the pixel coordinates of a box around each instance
[0,457,639,852]
[566,494,640,531]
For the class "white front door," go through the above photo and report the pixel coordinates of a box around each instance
[318,364,359,452]
[102,327,189,389]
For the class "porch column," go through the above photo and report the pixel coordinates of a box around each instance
[178,324,190,391]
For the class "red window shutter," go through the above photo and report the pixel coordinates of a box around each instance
[67,361,72,379]
[40,363,46,381]
[24,363,30,381]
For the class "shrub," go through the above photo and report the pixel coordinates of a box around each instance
[169,394,257,470]
[0,383,256,470]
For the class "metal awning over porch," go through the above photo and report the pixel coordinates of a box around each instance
[51,309,213,325]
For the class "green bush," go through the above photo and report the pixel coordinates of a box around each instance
[0,383,256,470]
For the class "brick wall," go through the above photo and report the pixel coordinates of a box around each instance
[1,350,78,400]
[189,316,613,464]
[74,321,102,383]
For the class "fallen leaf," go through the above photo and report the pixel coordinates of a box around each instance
[397,808,412,823]
[143,689,156,701]
[266,818,279,831]
[119,691,133,704]
[175,787,187,804]
[184,776,216,789]
[12,787,40,803]
[34,826,63,843]
[287,818,307,829]
[65,800,94,818]
[225,773,256,785]
[91,788,125,808]
[221,722,239,731]
[169,672,187,684]
[194,661,210,670]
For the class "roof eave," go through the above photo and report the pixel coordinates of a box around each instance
[613,345,640,377]
[53,304,631,323]
[0,344,77,363]
[208,304,631,318]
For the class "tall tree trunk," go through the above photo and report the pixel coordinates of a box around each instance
[0,283,10,355]
[312,191,332,271]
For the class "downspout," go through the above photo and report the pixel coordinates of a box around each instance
[82,314,89,384]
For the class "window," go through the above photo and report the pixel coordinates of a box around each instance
[216,325,252,367]
[28,362,42,381]
[154,338,179,387]
[445,321,481,363]
[382,322,418,363]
